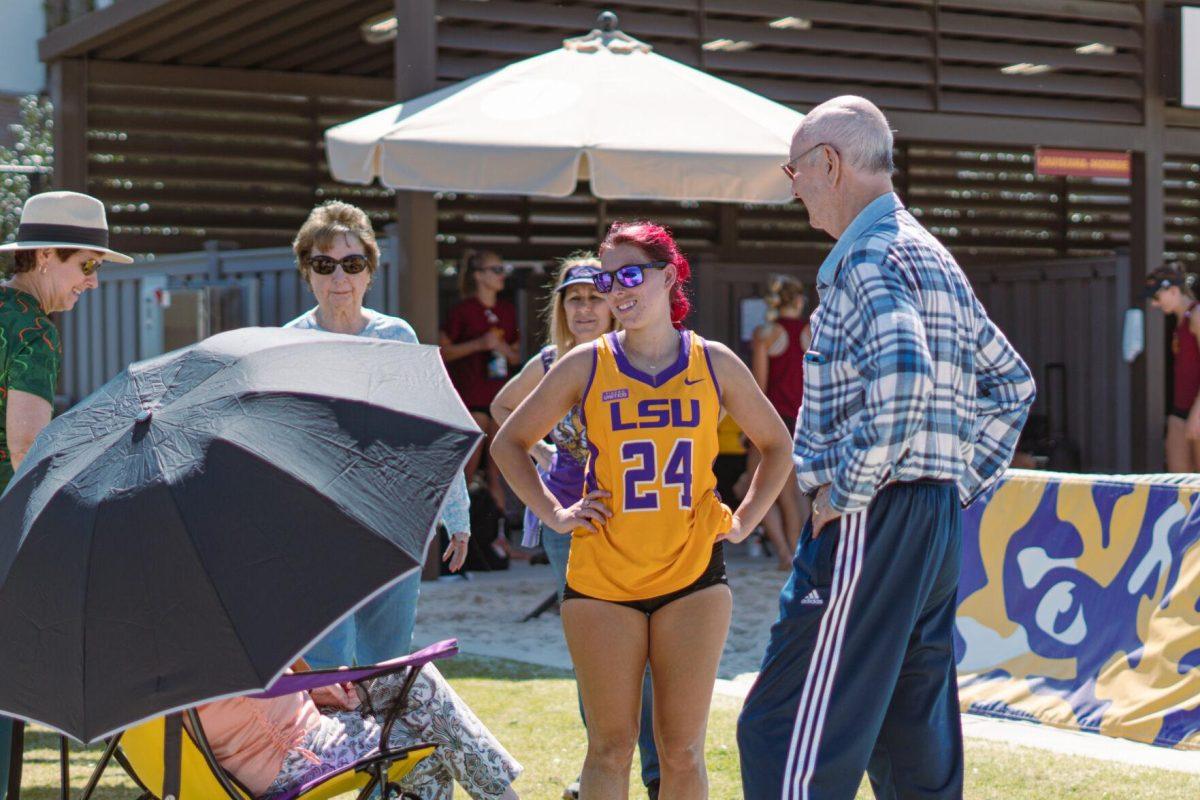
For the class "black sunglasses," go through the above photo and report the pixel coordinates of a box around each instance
[592,261,669,294]
[476,263,513,276]
[305,254,371,275]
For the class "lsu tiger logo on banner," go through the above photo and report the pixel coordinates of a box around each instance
[956,470,1200,750]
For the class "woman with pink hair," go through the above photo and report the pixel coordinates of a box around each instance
[493,222,793,798]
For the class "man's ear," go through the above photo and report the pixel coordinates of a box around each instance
[823,145,840,184]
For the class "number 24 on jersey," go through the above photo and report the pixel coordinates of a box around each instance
[619,439,694,511]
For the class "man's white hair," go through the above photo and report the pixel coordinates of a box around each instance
[796,95,894,175]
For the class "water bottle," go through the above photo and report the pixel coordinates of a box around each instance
[488,347,508,380]
[484,310,508,379]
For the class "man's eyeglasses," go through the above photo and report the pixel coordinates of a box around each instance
[305,254,371,275]
[781,142,836,181]
[80,258,103,277]
[591,261,669,294]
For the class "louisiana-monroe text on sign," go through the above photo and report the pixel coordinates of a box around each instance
[1034,147,1131,180]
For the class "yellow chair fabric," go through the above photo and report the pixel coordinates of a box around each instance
[119,714,433,799]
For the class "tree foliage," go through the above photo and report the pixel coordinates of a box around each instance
[0,95,54,273]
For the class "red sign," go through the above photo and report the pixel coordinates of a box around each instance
[1035,147,1131,179]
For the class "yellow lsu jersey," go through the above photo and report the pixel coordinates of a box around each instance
[568,330,732,601]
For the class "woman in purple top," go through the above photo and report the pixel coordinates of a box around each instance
[492,255,614,584]
[491,254,662,799]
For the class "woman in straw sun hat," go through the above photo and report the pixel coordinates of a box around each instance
[0,190,130,798]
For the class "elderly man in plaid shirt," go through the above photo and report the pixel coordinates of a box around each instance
[737,96,1036,800]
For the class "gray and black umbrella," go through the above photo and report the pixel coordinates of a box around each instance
[0,327,480,742]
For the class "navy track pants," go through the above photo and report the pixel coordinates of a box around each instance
[738,480,964,800]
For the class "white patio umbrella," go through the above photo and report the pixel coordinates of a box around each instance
[325,12,802,204]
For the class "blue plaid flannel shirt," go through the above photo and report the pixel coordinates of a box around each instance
[795,192,1036,513]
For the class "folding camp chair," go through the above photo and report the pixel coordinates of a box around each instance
[73,639,458,800]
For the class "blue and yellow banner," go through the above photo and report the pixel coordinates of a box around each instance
[956,469,1200,749]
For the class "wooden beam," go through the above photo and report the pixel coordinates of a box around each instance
[936,38,1142,74]
[344,50,396,77]
[438,0,934,59]
[50,59,87,192]
[938,0,1142,25]
[1130,0,1167,472]
[221,0,382,69]
[701,0,931,32]
[393,0,439,342]
[268,28,369,73]
[938,91,1141,125]
[1165,126,1200,153]
[177,0,368,64]
[939,65,1142,101]
[937,10,1141,49]
[138,0,300,63]
[733,75,933,111]
[38,0,182,62]
[703,50,932,85]
[885,109,1145,149]
[87,60,392,101]
[97,0,252,61]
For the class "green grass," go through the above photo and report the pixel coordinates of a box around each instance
[16,655,1200,799]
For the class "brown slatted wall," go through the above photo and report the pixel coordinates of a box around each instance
[86,77,392,257]
[435,143,1129,268]
[435,0,1144,122]
[73,0,1144,260]
[1165,154,1200,265]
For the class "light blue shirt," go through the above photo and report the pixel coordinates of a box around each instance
[285,307,472,535]
[796,194,1035,512]
[816,192,902,292]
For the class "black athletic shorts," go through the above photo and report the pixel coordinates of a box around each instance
[562,542,727,615]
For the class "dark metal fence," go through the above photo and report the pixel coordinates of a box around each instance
[695,253,1133,473]
[56,232,400,405]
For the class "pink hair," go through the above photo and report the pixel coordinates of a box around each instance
[600,220,692,328]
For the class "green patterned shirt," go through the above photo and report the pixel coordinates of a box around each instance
[0,286,61,493]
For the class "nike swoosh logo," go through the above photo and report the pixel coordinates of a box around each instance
[683,377,704,385]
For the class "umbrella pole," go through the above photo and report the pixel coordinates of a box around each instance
[6,720,23,800]
[78,734,122,800]
[58,736,68,800]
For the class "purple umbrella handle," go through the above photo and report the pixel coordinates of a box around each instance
[250,639,459,699]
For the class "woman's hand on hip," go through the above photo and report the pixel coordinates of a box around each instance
[443,532,470,572]
[550,489,612,534]
[716,514,751,544]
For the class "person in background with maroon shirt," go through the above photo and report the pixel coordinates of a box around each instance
[1146,263,1200,472]
[441,249,521,514]
[749,275,811,568]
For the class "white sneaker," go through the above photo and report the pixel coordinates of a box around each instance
[563,779,581,799]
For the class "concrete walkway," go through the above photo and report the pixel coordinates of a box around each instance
[413,557,1200,776]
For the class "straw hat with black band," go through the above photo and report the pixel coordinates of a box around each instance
[0,191,132,263]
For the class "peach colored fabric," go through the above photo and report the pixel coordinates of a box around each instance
[196,693,324,797]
